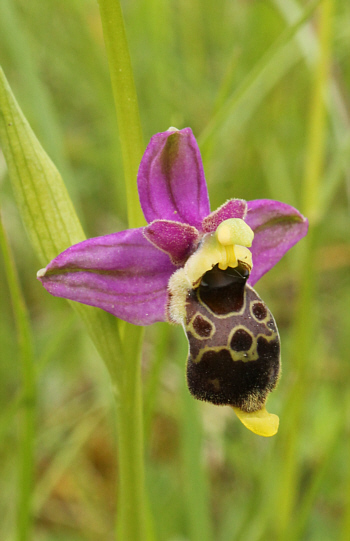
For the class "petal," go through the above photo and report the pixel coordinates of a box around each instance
[37,228,177,325]
[137,128,210,227]
[144,220,200,265]
[202,199,247,233]
[245,199,308,286]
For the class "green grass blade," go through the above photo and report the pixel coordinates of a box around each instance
[198,0,322,153]
[0,0,72,181]
[0,65,122,380]
[0,214,35,541]
[0,66,85,261]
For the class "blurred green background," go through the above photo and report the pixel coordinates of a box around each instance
[1,0,350,540]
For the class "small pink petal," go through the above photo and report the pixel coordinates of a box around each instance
[144,220,200,265]
[202,199,247,233]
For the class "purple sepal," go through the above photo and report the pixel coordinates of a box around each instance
[38,228,176,325]
[137,128,210,228]
[202,199,247,233]
[245,199,308,286]
[144,220,200,265]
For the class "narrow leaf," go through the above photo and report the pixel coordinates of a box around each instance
[0,66,122,378]
[0,66,84,262]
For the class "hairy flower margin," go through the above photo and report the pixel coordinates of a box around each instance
[38,127,308,435]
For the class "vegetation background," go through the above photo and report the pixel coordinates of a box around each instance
[0,0,349,540]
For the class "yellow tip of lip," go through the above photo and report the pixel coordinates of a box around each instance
[232,406,279,437]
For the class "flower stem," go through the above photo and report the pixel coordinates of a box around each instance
[115,324,146,541]
[97,2,147,540]
[98,0,145,229]
[0,214,35,541]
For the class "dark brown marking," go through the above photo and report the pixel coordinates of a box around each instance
[198,265,248,315]
[187,343,280,412]
[257,336,280,368]
[230,328,253,351]
[192,315,213,338]
[252,301,267,320]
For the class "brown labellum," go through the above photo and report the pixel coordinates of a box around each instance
[185,264,281,413]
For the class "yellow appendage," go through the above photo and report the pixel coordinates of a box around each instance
[216,218,254,247]
[184,218,254,286]
[232,406,279,437]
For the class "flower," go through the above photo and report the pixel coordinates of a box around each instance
[37,127,308,436]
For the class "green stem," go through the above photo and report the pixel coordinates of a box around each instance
[98,2,147,540]
[115,324,146,540]
[98,0,145,229]
[0,214,35,541]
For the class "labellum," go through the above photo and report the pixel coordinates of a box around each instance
[185,264,281,416]
[168,219,281,436]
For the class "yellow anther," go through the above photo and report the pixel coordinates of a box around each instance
[232,406,279,437]
[216,218,254,247]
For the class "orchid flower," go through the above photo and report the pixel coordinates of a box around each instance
[37,127,308,437]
